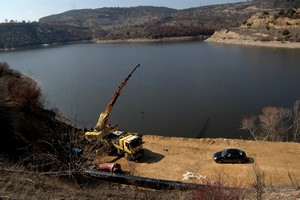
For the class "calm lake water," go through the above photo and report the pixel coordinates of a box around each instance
[1,41,300,138]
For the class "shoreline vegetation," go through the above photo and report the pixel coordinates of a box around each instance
[93,36,209,44]
[1,35,300,51]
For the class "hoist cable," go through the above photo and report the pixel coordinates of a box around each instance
[138,65,145,122]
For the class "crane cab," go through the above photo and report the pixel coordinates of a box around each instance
[111,131,144,160]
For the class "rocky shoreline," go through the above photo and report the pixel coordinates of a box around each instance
[206,37,300,49]
[205,30,300,49]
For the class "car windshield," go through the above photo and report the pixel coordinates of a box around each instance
[221,149,242,157]
[221,150,227,157]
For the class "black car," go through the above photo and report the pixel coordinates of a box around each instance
[213,148,248,164]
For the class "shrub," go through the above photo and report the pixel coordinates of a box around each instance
[251,164,265,200]
[282,29,290,36]
[191,172,246,200]
[0,62,43,109]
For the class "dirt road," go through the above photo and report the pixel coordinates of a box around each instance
[96,135,300,187]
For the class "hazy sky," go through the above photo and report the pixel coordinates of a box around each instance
[0,0,247,22]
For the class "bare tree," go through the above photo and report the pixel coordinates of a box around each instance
[259,106,292,141]
[18,80,43,109]
[241,103,298,142]
[292,100,300,142]
[1,71,43,109]
[241,115,259,141]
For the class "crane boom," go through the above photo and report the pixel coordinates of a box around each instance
[84,64,144,161]
[94,64,141,131]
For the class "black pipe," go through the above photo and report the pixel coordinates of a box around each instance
[85,169,204,190]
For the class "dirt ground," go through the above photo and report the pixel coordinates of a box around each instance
[96,135,300,188]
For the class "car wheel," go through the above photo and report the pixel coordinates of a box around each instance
[237,160,242,164]
[217,160,222,164]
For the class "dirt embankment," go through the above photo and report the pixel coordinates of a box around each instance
[206,29,300,48]
[97,135,300,188]
[206,8,300,48]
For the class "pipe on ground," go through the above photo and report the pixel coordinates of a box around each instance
[85,169,204,190]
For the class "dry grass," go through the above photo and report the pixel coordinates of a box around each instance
[190,172,247,200]
[1,159,299,200]
[0,161,187,200]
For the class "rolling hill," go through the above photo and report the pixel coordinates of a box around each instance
[2,0,299,49]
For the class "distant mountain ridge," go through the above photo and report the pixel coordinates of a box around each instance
[0,1,299,49]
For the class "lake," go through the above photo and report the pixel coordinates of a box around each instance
[1,41,300,138]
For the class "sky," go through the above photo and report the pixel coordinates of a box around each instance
[0,0,247,22]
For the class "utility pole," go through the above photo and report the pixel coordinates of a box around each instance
[71,0,76,10]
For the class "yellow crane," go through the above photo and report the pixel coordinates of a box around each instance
[85,64,144,160]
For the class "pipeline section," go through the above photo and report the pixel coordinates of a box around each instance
[85,169,204,190]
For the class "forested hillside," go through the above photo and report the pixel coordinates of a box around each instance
[0,1,299,49]
[0,23,91,49]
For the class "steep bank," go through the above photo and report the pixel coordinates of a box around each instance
[0,62,81,172]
